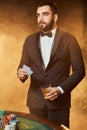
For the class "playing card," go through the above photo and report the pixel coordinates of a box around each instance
[23,64,33,76]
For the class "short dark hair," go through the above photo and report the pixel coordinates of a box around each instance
[36,1,58,14]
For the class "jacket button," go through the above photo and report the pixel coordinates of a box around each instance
[44,73,47,77]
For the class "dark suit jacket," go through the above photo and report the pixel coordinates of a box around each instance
[18,28,85,109]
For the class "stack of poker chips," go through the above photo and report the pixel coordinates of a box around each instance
[0,113,19,130]
[0,110,6,120]
[0,120,3,129]
[4,122,16,130]
[0,110,6,128]
[2,115,9,128]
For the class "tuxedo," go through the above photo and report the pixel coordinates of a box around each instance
[18,28,85,110]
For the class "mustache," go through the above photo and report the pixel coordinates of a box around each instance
[39,22,46,24]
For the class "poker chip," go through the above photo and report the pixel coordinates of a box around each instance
[0,110,6,120]
[0,111,18,130]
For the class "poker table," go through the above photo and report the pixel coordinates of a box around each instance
[0,111,69,130]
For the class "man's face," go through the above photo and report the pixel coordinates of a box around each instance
[36,5,56,32]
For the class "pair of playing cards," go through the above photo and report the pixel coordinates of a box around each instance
[23,64,33,76]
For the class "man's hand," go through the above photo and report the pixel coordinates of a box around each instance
[44,87,61,101]
[17,68,28,80]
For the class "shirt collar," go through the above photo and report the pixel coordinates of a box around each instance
[51,27,57,37]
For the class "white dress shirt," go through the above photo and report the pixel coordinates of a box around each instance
[40,28,56,68]
[40,27,64,94]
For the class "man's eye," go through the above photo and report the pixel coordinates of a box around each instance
[44,12,49,16]
[36,14,39,17]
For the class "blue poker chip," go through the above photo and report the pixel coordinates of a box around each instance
[0,120,3,128]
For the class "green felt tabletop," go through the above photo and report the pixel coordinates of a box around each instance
[17,117,53,130]
[0,116,53,130]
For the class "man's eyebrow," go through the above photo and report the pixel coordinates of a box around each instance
[42,11,49,14]
[36,11,49,15]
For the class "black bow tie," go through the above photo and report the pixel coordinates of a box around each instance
[40,31,52,37]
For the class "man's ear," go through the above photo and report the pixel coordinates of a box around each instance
[54,14,58,22]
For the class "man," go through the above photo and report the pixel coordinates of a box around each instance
[17,1,85,128]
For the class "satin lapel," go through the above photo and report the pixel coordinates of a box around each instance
[46,29,61,70]
[33,32,45,72]
[51,29,61,57]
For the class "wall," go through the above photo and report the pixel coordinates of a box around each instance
[0,0,87,130]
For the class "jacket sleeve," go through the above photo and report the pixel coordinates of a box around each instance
[60,36,85,93]
[17,38,30,82]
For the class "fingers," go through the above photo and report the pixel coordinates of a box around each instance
[44,87,61,101]
[17,68,27,80]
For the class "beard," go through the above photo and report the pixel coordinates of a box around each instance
[38,18,54,32]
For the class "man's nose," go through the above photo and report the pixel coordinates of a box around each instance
[38,15,44,21]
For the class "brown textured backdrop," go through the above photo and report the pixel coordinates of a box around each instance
[0,0,87,130]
